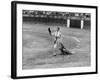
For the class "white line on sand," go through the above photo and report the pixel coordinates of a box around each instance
[62,35,80,43]
[72,37,80,43]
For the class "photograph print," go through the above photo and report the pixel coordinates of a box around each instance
[22,10,91,69]
[11,1,97,79]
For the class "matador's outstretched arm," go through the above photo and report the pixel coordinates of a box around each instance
[48,27,52,36]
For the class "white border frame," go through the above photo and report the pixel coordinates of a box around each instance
[16,3,96,77]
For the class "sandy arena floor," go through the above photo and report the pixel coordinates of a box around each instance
[22,22,91,69]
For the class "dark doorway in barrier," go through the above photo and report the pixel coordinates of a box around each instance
[70,19,81,28]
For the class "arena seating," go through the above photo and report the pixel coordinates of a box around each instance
[23,10,91,29]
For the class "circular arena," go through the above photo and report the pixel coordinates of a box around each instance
[22,10,91,69]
